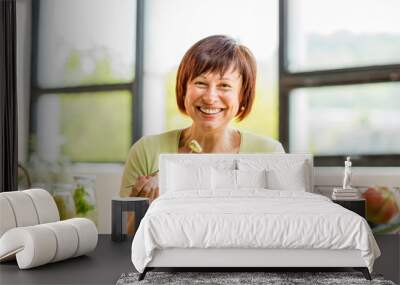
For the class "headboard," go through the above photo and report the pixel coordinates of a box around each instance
[159,154,314,194]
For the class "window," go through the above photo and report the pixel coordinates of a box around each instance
[286,0,400,72]
[31,0,400,166]
[289,83,400,155]
[36,92,132,162]
[143,0,279,139]
[31,0,137,162]
[280,0,400,166]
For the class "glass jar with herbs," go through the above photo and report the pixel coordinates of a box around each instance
[52,183,76,220]
[73,175,97,226]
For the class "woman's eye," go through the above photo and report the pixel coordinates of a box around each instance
[194,81,207,87]
[220,83,232,89]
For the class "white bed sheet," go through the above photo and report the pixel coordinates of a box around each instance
[131,190,380,273]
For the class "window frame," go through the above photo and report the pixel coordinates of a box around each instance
[29,0,145,163]
[279,0,400,166]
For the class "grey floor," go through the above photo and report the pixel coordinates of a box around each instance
[0,235,134,285]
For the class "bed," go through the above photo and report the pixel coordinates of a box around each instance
[131,154,380,280]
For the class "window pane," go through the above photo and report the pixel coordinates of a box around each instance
[144,0,279,139]
[289,83,400,155]
[35,91,132,162]
[37,0,136,87]
[287,0,400,71]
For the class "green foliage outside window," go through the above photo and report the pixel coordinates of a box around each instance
[60,92,131,162]
[56,48,132,162]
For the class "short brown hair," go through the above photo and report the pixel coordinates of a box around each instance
[176,35,257,121]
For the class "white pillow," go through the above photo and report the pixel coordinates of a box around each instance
[212,169,236,190]
[238,159,309,192]
[166,162,212,191]
[236,169,268,189]
[267,166,307,192]
[211,168,268,190]
[268,170,307,192]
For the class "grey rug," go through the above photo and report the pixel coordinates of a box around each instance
[116,271,396,285]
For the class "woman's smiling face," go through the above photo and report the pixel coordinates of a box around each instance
[184,67,242,132]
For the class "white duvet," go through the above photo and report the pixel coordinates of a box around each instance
[131,190,380,273]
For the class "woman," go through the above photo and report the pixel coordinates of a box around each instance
[120,35,284,200]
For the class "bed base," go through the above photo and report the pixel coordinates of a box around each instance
[138,267,371,281]
[138,248,372,281]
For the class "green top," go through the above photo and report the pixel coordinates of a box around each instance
[119,129,285,197]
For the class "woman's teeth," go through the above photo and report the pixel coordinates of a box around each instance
[199,107,222,114]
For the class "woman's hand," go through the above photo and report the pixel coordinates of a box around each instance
[130,174,160,202]
[129,176,149,197]
[140,174,160,202]
[127,174,159,235]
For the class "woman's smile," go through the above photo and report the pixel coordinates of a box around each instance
[196,106,225,118]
